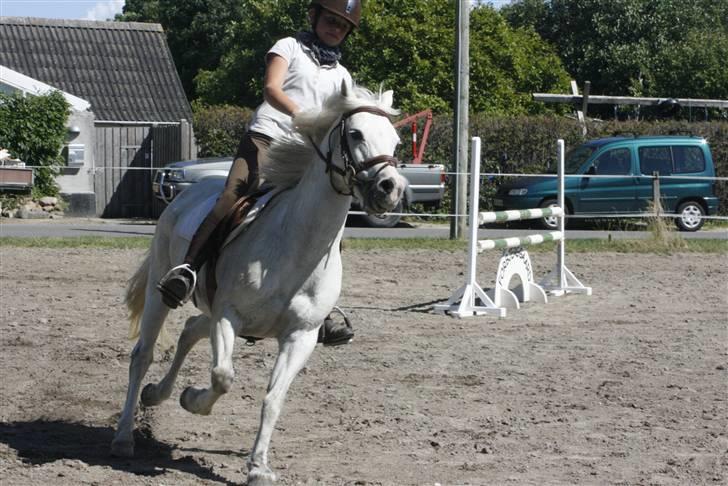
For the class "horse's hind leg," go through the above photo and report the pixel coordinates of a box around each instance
[111,294,169,457]
[141,314,210,407]
[180,307,241,416]
[247,328,318,485]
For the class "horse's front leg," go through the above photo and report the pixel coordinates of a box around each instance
[180,307,241,415]
[247,327,319,486]
[141,314,210,407]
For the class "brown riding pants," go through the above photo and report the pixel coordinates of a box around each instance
[183,131,272,269]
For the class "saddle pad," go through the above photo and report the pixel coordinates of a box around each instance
[175,193,218,242]
[174,187,283,244]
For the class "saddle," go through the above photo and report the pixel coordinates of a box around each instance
[196,186,282,308]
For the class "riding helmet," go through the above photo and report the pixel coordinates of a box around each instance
[310,0,362,29]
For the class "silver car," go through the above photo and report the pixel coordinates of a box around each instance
[152,157,445,228]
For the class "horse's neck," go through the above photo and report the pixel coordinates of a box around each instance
[279,157,351,244]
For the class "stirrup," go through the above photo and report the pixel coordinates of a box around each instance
[157,264,197,308]
[318,306,354,347]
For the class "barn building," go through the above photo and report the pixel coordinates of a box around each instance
[0,17,196,217]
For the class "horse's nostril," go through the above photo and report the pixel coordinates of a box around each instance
[379,178,395,194]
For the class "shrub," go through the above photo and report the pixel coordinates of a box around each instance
[0,91,70,197]
[192,101,253,157]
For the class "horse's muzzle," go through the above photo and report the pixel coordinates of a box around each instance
[365,175,404,214]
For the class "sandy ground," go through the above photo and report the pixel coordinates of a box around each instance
[0,246,726,485]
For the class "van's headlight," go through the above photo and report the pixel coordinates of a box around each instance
[508,188,528,196]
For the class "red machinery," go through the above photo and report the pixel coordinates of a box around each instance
[393,109,432,164]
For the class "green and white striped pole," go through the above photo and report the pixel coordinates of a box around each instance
[477,231,563,252]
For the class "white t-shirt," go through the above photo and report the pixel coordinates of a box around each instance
[248,36,353,140]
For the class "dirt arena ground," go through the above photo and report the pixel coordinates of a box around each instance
[0,246,726,485]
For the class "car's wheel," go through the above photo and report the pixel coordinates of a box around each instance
[675,200,705,232]
[360,200,403,228]
[538,199,564,230]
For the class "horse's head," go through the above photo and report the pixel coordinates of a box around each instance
[296,81,407,216]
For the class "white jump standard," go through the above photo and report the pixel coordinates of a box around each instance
[434,138,591,318]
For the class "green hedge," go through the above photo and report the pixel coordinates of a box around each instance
[192,102,253,157]
[190,103,727,215]
[0,91,70,197]
[422,115,728,215]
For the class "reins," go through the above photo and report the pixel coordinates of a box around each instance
[308,106,399,195]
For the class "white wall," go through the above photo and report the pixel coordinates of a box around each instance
[56,110,96,195]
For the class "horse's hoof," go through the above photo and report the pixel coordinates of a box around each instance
[247,469,277,486]
[180,386,212,415]
[110,438,134,458]
[140,383,163,407]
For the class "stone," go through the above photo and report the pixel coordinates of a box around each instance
[39,196,59,206]
[17,206,51,219]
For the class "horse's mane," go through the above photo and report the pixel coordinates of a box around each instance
[261,85,399,189]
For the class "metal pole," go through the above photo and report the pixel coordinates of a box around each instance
[652,171,661,216]
[450,0,470,239]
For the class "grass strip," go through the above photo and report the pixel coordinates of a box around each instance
[344,237,727,253]
[0,236,152,249]
[1,236,725,253]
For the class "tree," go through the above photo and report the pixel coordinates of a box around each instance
[194,0,309,107]
[115,0,160,22]
[193,0,570,114]
[117,0,243,99]
[501,0,728,100]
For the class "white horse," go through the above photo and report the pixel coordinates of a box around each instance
[110,82,406,485]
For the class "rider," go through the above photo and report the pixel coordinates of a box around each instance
[157,0,361,347]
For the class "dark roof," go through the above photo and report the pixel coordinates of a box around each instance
[0,17,192,123]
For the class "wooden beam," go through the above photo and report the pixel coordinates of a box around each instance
[532,93,728,109]
[571,81,586,136]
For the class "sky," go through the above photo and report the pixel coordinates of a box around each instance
[0,0,125,20]
[0,0,510,21]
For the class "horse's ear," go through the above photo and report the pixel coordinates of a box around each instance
[381,90,394,108]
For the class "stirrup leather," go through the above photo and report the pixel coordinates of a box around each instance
[157,263,198,305]
[329,306,352,330]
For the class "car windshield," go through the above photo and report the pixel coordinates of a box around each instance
[564,145,597,173]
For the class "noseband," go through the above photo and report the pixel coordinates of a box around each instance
[309,106,399,195]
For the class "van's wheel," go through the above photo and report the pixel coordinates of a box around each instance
[675,200,705,232]
[538,199,564,230]
[360,200,403,228]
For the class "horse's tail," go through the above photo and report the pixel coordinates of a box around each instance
[125,251,151,340]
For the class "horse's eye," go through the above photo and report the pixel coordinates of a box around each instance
[348,129,364,142]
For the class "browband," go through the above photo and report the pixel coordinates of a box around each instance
[342,106,393,119]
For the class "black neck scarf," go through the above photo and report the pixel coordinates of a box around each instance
[296,31,342,66]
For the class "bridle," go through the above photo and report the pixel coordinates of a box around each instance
[309,106,399,196]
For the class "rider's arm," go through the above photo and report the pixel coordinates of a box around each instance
[263,54,300,117]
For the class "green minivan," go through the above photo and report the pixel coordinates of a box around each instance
[494,136,719,231]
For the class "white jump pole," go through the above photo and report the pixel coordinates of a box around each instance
[435,138,591,319]
[434,137,504,318]
[465,136,481,289]
[540,139,592,297]
[558,138,565,289]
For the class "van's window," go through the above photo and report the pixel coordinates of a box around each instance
[565,145,597,173]
[639,146,673,175]
[594,148,631,175]
[673,146,705,173]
